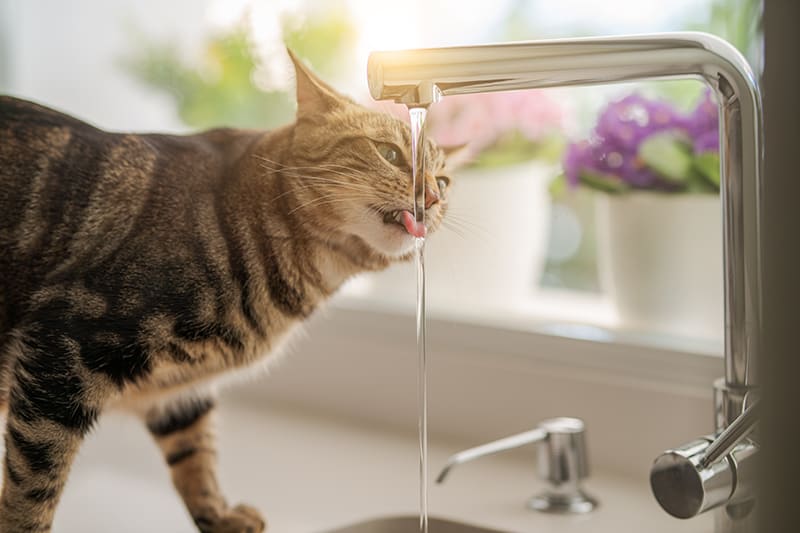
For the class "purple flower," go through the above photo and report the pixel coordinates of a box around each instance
[563,141,591,187]
[562,90,720,192]
[693,130,720,153]
[595,94,685,152]
[685,89,720,153]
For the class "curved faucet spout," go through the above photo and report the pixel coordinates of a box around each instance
[368,32,762,391]
[368,32,763,531]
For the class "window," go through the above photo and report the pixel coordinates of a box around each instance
[1,0,761,349]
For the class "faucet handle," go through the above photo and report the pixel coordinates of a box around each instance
[700,398,759,468]
[650,401,759,519]
[436,417,598,514]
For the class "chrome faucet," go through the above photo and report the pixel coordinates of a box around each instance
[367,32,763,533]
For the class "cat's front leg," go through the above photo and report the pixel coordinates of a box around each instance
[0,337,103,533]
[145,395,266,533]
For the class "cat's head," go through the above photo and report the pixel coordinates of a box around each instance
[282,50,458,260]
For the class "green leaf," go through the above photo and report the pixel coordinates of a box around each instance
[684,170,714,193]
[693,152,721,189]
[549,174,569,199]
[121,4,357,131]
[638,131,694,182]
[579,171,630,194]
[282,5,358,79]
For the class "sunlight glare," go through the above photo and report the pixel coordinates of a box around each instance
[347,0,424,94]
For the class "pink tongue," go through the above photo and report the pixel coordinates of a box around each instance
[400,210,427,238]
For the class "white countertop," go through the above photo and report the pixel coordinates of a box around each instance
[54,399,712,532]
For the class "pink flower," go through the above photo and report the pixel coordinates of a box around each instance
[366,89,566,164]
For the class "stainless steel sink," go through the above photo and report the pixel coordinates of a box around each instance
[324,516,507,533]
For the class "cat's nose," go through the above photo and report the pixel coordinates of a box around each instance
[419,184,440,209]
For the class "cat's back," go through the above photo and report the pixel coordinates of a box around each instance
[0,96,130,243]
[0,95,97,132]
[0,95,111,180]
[0,96,249,238]
[0,97,231,311]
[0,97,265,330]
[0,95,232,255]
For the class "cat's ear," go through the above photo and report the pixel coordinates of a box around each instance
[287,48,342,115]
[441,143,472,170]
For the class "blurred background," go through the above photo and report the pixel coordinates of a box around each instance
[0,2,769,531]
[0,0,762,344]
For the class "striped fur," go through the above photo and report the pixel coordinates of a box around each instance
[0,52,453,533]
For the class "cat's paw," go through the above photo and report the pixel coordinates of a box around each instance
[197,504,267,533]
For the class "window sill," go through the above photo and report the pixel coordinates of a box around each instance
[241,287,722,478]
[333,283,724,360]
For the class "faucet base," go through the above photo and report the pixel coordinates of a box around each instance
[714,378,758,430]
[715,501,757,533]
[527,489,597,514]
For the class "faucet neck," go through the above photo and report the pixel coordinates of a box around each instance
[368,32,764,392]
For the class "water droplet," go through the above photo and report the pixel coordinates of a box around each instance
[607,152,624,168]
[622,103,649,126]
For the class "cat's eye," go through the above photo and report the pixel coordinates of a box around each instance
[436,176,450,192]
[376,143,403,166]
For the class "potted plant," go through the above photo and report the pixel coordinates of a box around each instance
[368,90,567,312]
[559,90,723,339]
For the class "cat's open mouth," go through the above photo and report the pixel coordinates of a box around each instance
[381,209,427,238]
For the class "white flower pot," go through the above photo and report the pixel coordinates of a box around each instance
[364,161,554,312]
[596,192,724,340]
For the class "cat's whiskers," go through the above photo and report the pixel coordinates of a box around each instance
[258,164,366,184]
[254,154,357,173]
[287,193,377,216]
[439,207,494,240]
[307,164,376,183]
[262,171,401,215]
[286,181,374,199]
[439,220,472,241]
[256,161,371,186]
[257,158,418,217]
[265,177,377,207]
[256,157,374,184]
[286,175,374,191]
[264,169,377,195]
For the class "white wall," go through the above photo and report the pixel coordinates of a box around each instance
[1,0,211,132]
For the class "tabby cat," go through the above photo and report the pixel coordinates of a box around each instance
[0,51,453,532]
